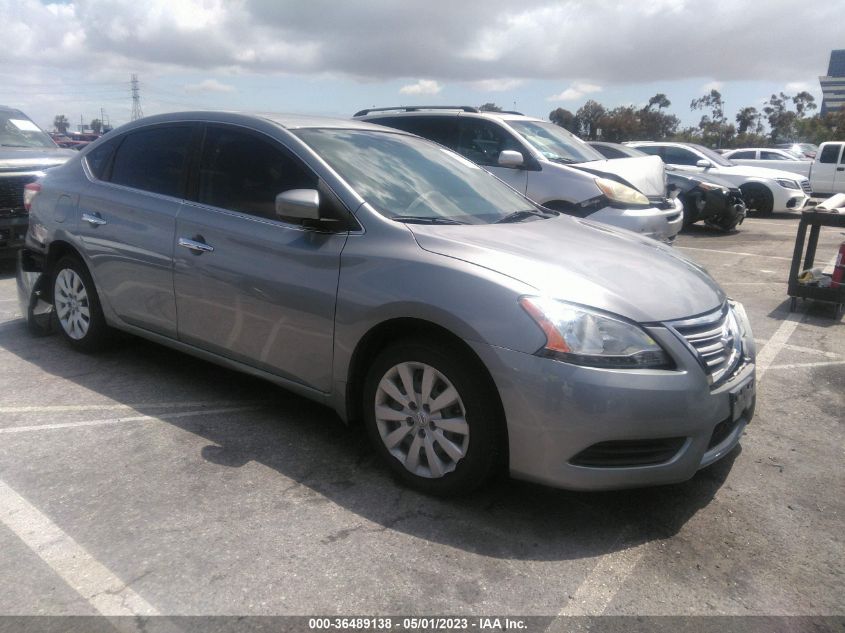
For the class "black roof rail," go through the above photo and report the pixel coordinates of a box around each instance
[497,110,524,115]
[353,105,480,117]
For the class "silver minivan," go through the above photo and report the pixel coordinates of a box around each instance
[20,111,755,496]
[355,106,684,243]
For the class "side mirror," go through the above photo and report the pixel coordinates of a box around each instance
[275,189,320,220]
[696,159,712,169]
[498,150,525,168]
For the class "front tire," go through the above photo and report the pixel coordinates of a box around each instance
[363,340,503,496]
[52,255,111,352]
[740,183,774,216]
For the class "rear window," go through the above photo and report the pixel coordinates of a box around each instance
[109,126,193,197]
[729,150,755,159]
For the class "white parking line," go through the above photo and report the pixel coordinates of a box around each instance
[557,537,651,616]
[0,400,263,414]
[0,405,262,434]
[555,312,804,615]
[767,360,845,370]
[677,246,793,262]
[0,478,160,616]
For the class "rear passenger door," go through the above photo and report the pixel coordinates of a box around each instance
[455,119,528,194]
[79,123,197,337]
[173,124,349,392]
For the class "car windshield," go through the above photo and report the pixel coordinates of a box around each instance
[0,111,56,149]
[294,128,538,224]
[507,120,605,164]
[688,144,734,167]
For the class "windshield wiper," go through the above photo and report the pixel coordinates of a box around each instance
[0,143,30,148]
[495,209,557,224]
[392,216,467,225]
[548,156,577,164]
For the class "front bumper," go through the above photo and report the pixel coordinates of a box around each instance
[588,197,684,244]
[773,187,810,212]
[0,215,28,251]
[469,307,755,491]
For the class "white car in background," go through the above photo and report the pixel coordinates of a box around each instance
[627,141,812,216]
[721,148,811,178]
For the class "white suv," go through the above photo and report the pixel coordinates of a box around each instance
[627,141,812,215]
[356,107,683,243]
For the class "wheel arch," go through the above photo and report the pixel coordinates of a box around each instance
[344,317,509,464]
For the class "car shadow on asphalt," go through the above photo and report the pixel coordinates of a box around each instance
[0,320,741,562]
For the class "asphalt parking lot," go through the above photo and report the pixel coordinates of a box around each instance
[0,214,842,629]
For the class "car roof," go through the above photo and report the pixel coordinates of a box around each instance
[355,106,544,124]
[107,110,399,134]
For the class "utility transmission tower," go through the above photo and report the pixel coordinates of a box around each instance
[130,74,143,121]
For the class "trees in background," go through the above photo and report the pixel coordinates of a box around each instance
[53,115,69,134]
[548,89,845,146]
[90,119,102,134]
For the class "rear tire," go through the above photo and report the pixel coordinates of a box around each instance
[363,340,503,496]
[52,255,111,352]
[740,183,774,216]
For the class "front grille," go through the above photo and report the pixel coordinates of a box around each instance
[0,175,36,212]
[647,196,674,210]
[800,179,812,195]
[571,437,686,468]
[666,304,743,386]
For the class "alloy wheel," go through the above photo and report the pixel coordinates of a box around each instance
[374,361,470,478]
[54,268,91,340]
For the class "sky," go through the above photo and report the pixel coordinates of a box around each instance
[0,0,842,132]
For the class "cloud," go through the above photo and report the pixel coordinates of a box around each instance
[785,81,811,92]
[184,78,235,93]
[399,79,442,95]
[470,78,524,92]
[0,0,842,87]
[546,82,602,101]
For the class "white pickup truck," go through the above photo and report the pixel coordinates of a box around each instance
[810,142,845,195]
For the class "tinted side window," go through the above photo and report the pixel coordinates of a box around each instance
[730,150,755,159]
[370,116,458,149]
[819,144,843,164]
[85,139,119,180]
[110,126,193,197]
[760,151,786,160]
[635,145,662,158]
[594,144,625,159]
[198,126,316,220]
[663,146,700,166]
[456,119,524,166]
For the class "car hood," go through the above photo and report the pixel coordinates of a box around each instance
[407,215,725,323]
[576,155,666,196]
[0,147,76,172]
[713,164,805,181]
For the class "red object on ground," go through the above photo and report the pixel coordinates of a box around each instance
[832,242,845,288]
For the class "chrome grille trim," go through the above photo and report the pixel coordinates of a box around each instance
[665,304,743,386]
[800,179,812,195]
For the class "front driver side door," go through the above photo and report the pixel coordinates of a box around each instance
[173,124,349,393]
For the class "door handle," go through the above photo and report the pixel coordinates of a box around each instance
[81,212,107,227]
[178,236,214,254]
[837,167,844,172]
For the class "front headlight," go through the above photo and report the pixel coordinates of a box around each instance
[776,178,799,190]
[698,181,728,194]
[594,177,650,207]
[519,297,672,369]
